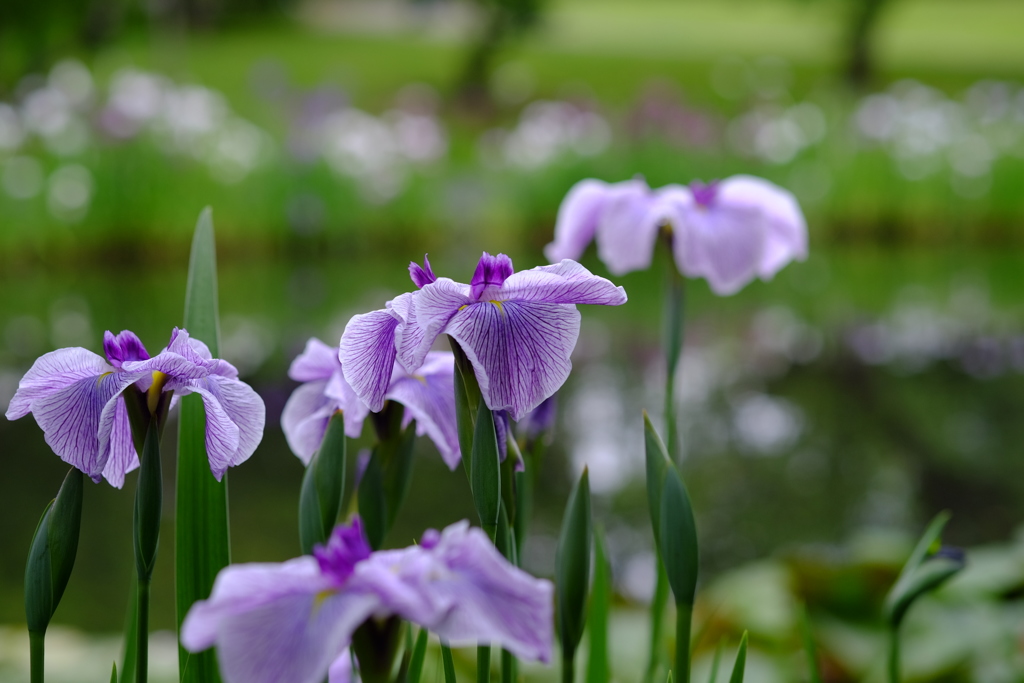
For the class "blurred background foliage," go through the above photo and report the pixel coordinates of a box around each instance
[1,0,1024,681]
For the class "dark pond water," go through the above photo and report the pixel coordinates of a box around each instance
[2,245,1023,632]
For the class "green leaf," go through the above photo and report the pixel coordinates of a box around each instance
[800,605,821,683]
[176,207,229,683]
[659,468,699,607]
[883,512,964,627]
[407,628,429,683]
[111,662,118,683]
[644,412,673,544]
[470,401,501,539]
[441,643,458,683]
[358,450,388,550]
[556,469,592,665]
[298,456,324,555]
[449,337,481,470]
[315,412,348,536]
[119,578,138,683]
[133,425,162,581]
[585,527,610,683]
[382,419,417,527]
[501,649,517,683]
[25,467,83,634]
[706,643,722,683]
[477,645,491,683]
[728,632,748,683]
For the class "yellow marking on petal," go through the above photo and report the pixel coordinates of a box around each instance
[312,588,339,614]
[489,300,505,316]
[96,371,113,386]
[458,304,469,311]
[147,371,170,415]
[412,374,427,385]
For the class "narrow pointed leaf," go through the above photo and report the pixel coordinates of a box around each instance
[728,632,748,683]
[884,512,963,627]
[556,469,592,663]
[477,645,491,683]
[659,468,699,607]
[407,628,429,683]
[383,421,417,526]
[25,500,56,634]
[586,527,610,683]
[134,425,162,581]
[449,337,481,468]
[800,605,821,683]
[471,401,501,539]
[176,207,228,683]
[298,456,324,555]
[315,412,348,536]
[358,450,388,550]
[111,662,118,683]
[26,467,83,634]
[441,643,458,683]
[501,649,516,683]
[119,579,138,683]
[707,644,722,683]
[644,412,673,543]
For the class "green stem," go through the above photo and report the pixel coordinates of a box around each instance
[477,645,491,683]
[501,649,516,683]
[663,253,686,463]
[644,561,670,683]
[888,623,900,683]
[562,653,574,683]
[136,579,150,683]
[441,643,458,683]
[675,602,692,683]
[30,631,44,683]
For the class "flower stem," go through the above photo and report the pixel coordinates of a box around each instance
[441,643,458,683]
[477,645,491,683]
[30,631,44,683]
[136,579,150,683]
[675,601,693,683]
[888,623,900,683]
[663,258,686,462]
[561,652,574,683]
[644,546,670,683]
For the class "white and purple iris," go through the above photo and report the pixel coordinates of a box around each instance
[281,337,460,469]
[545,175,808,295]
[181,516,553,683]
[340,253,627,422]
[5,328,265,487]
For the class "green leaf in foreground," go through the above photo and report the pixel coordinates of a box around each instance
[471,400,501,540]
[586,527,611,683]
[299,412,348,554]
[176,207,228,683]
[556,468,592,683]
[728,632,748,683]
[407,628,429,683]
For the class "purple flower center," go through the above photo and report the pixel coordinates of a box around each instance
[103,330,150,369]
[409,255,437,289]
[314,517,372,586]
[690,180,720,209]
[470,252,514,301]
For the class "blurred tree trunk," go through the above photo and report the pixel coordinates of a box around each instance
[455,0,541,112]
[845,0,891,88]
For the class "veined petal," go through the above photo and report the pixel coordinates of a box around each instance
[31,371,139,481]
[544,179,610,263]
[175,374,265,479]
[394,279,471,373]
[387,352,461,470]
[324,371,370,436]
[103,330,150,369]
[340,309,401,413]
[6,347,113,420]
[281,380,337,464]
[99,391,140,488]
[497,260,627,306]
[446,300,580,422]
[290,338,342,383]
[718,175,808,278]
[595,178,662,276]
[328,650,357,683]
[181,557,379,683]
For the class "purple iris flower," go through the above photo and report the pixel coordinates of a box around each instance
[5,328,265,487]
[544,175,807,295]
[282,338,461,469]
[181,517,554,683]
[340,253,627,422]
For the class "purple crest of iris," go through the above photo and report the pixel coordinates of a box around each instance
[282,338,461,469]
[340,253,627,422]
[544,175,808,295]
[5,328,265,487]
[181,517,554,683]
[408,254,437,289]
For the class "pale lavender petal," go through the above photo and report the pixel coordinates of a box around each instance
[328,650,357,683]
[175,374,265,479]
[544,179,611,263]
[122,346,213,380]
[394,280,471,373]
[717,175,808,278]
[446,301,580,421]
[181,557,379,683]
[324,371,370,437]
[31,371,139,481]
[99,394,139,488]
[281,380,336,464]
[6,347,112,420]
[386,352,461,470]
[496,260,627,306]
[340,310,401,412]
[594,178,662,276]
[290,338,342,383]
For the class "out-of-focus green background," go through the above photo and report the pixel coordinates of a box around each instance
[1,0,1023,680]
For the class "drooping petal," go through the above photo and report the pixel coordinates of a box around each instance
[340,309,401,413]
[324,371,370,436]
[496,260,627,306]
[6,347,113,420]
[175,374,265,479]
[544,179,611,263]
[100,399,139,488]
[181,557,380,683]
[445,300,581,421]
[30,370,139,481]
[281,380,337,464]
[387,352,461,470]
[328,650,357,683]
[594,178,663,276]
[289,338,342,383]
[717,175,808,278]
[394,280,471,373]
[470,252,514,301]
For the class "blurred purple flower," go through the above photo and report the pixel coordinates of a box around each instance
[181,517,554,683]
[518,394,558,444]
[545,175,807,295]
[340,253,627,421]
[6,328,264,487]
[283,338,460,469]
